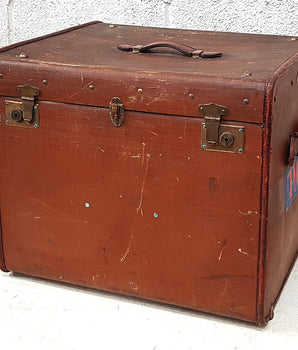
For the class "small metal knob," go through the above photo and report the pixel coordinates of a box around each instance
[11,108,23,122]
[219,131,234,147]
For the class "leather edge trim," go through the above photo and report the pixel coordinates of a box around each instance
[0,21,102,54]
[256,52,298,326]
[0,208,9,272]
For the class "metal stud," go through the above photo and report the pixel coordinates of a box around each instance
[243,98,249,105]
[242,71,252,77]
[137,88,143,94]
[189,93,194,99]
[16,53,28,58]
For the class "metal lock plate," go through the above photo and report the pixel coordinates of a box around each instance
[201,124,245,154]
[5,84,40,129]
[200,103,245,154]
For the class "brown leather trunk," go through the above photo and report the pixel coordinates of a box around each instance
[0,22,297,325]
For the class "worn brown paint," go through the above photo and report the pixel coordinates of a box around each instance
[0,22,297,325]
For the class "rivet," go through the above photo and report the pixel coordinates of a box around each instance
[5,120,9,125]
[34,105,38,110]
[238,148,243,153]
[291,37,297,41]
[16,53,28,58]
[109,24,117,28]
[137,88,143,94]
[242,71,252,77]
[153,212,158,218]
[85,202,90,208]
[42,79,48,85]
[5,101,8,105]
[239,128,244,133]
[0,74,3,78]
[34,123,38,128]
[89,84,94,91]
[202,144,207,149]
[203,124,206,129]
[243,98,249,105]
[189,93,194,99]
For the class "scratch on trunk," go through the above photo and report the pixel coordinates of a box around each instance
[82,81,94,90]
[120,233,134,262]
[238,209,258,216]
[148,130,159,137]
[218,276,229,303]
[141,142,146,167]
[121,154,151,262]
[218,238,227,261]
[136,154,151,214]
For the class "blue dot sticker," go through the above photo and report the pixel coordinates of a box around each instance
[153,212,158,218]
[85,202,90,208]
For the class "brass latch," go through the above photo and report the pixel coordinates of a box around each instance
[110,97,125,127]
[200,103,228,144]
[5,84,40,128]
[199,103,245,154]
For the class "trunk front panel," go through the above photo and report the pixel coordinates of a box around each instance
[0,99,262,322]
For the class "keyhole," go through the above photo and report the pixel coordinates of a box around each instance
[219,132,234,147]
[11,108,23,122]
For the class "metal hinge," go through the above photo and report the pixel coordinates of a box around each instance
[199,103,245,154]
[110,97,125,127]
[5,84,40,129]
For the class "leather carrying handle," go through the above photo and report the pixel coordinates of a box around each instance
[117,41,222,58]
[288,132,298,166]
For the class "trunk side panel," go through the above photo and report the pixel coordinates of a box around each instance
[264,62,298,319]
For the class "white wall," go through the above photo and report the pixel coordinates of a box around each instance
[1,0,298,47]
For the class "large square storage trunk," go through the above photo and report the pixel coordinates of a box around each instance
[0,21,297,325]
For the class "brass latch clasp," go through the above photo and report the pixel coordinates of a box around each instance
[199,103,245,154]
[199,103,228,144]
[5,84,40,128]
[110,97,125,127]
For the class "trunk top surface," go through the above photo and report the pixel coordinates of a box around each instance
[0,22,298,122]
[1,22,297,79]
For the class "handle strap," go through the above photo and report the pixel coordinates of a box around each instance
[288,132,298,166]
[117,41,222,58]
